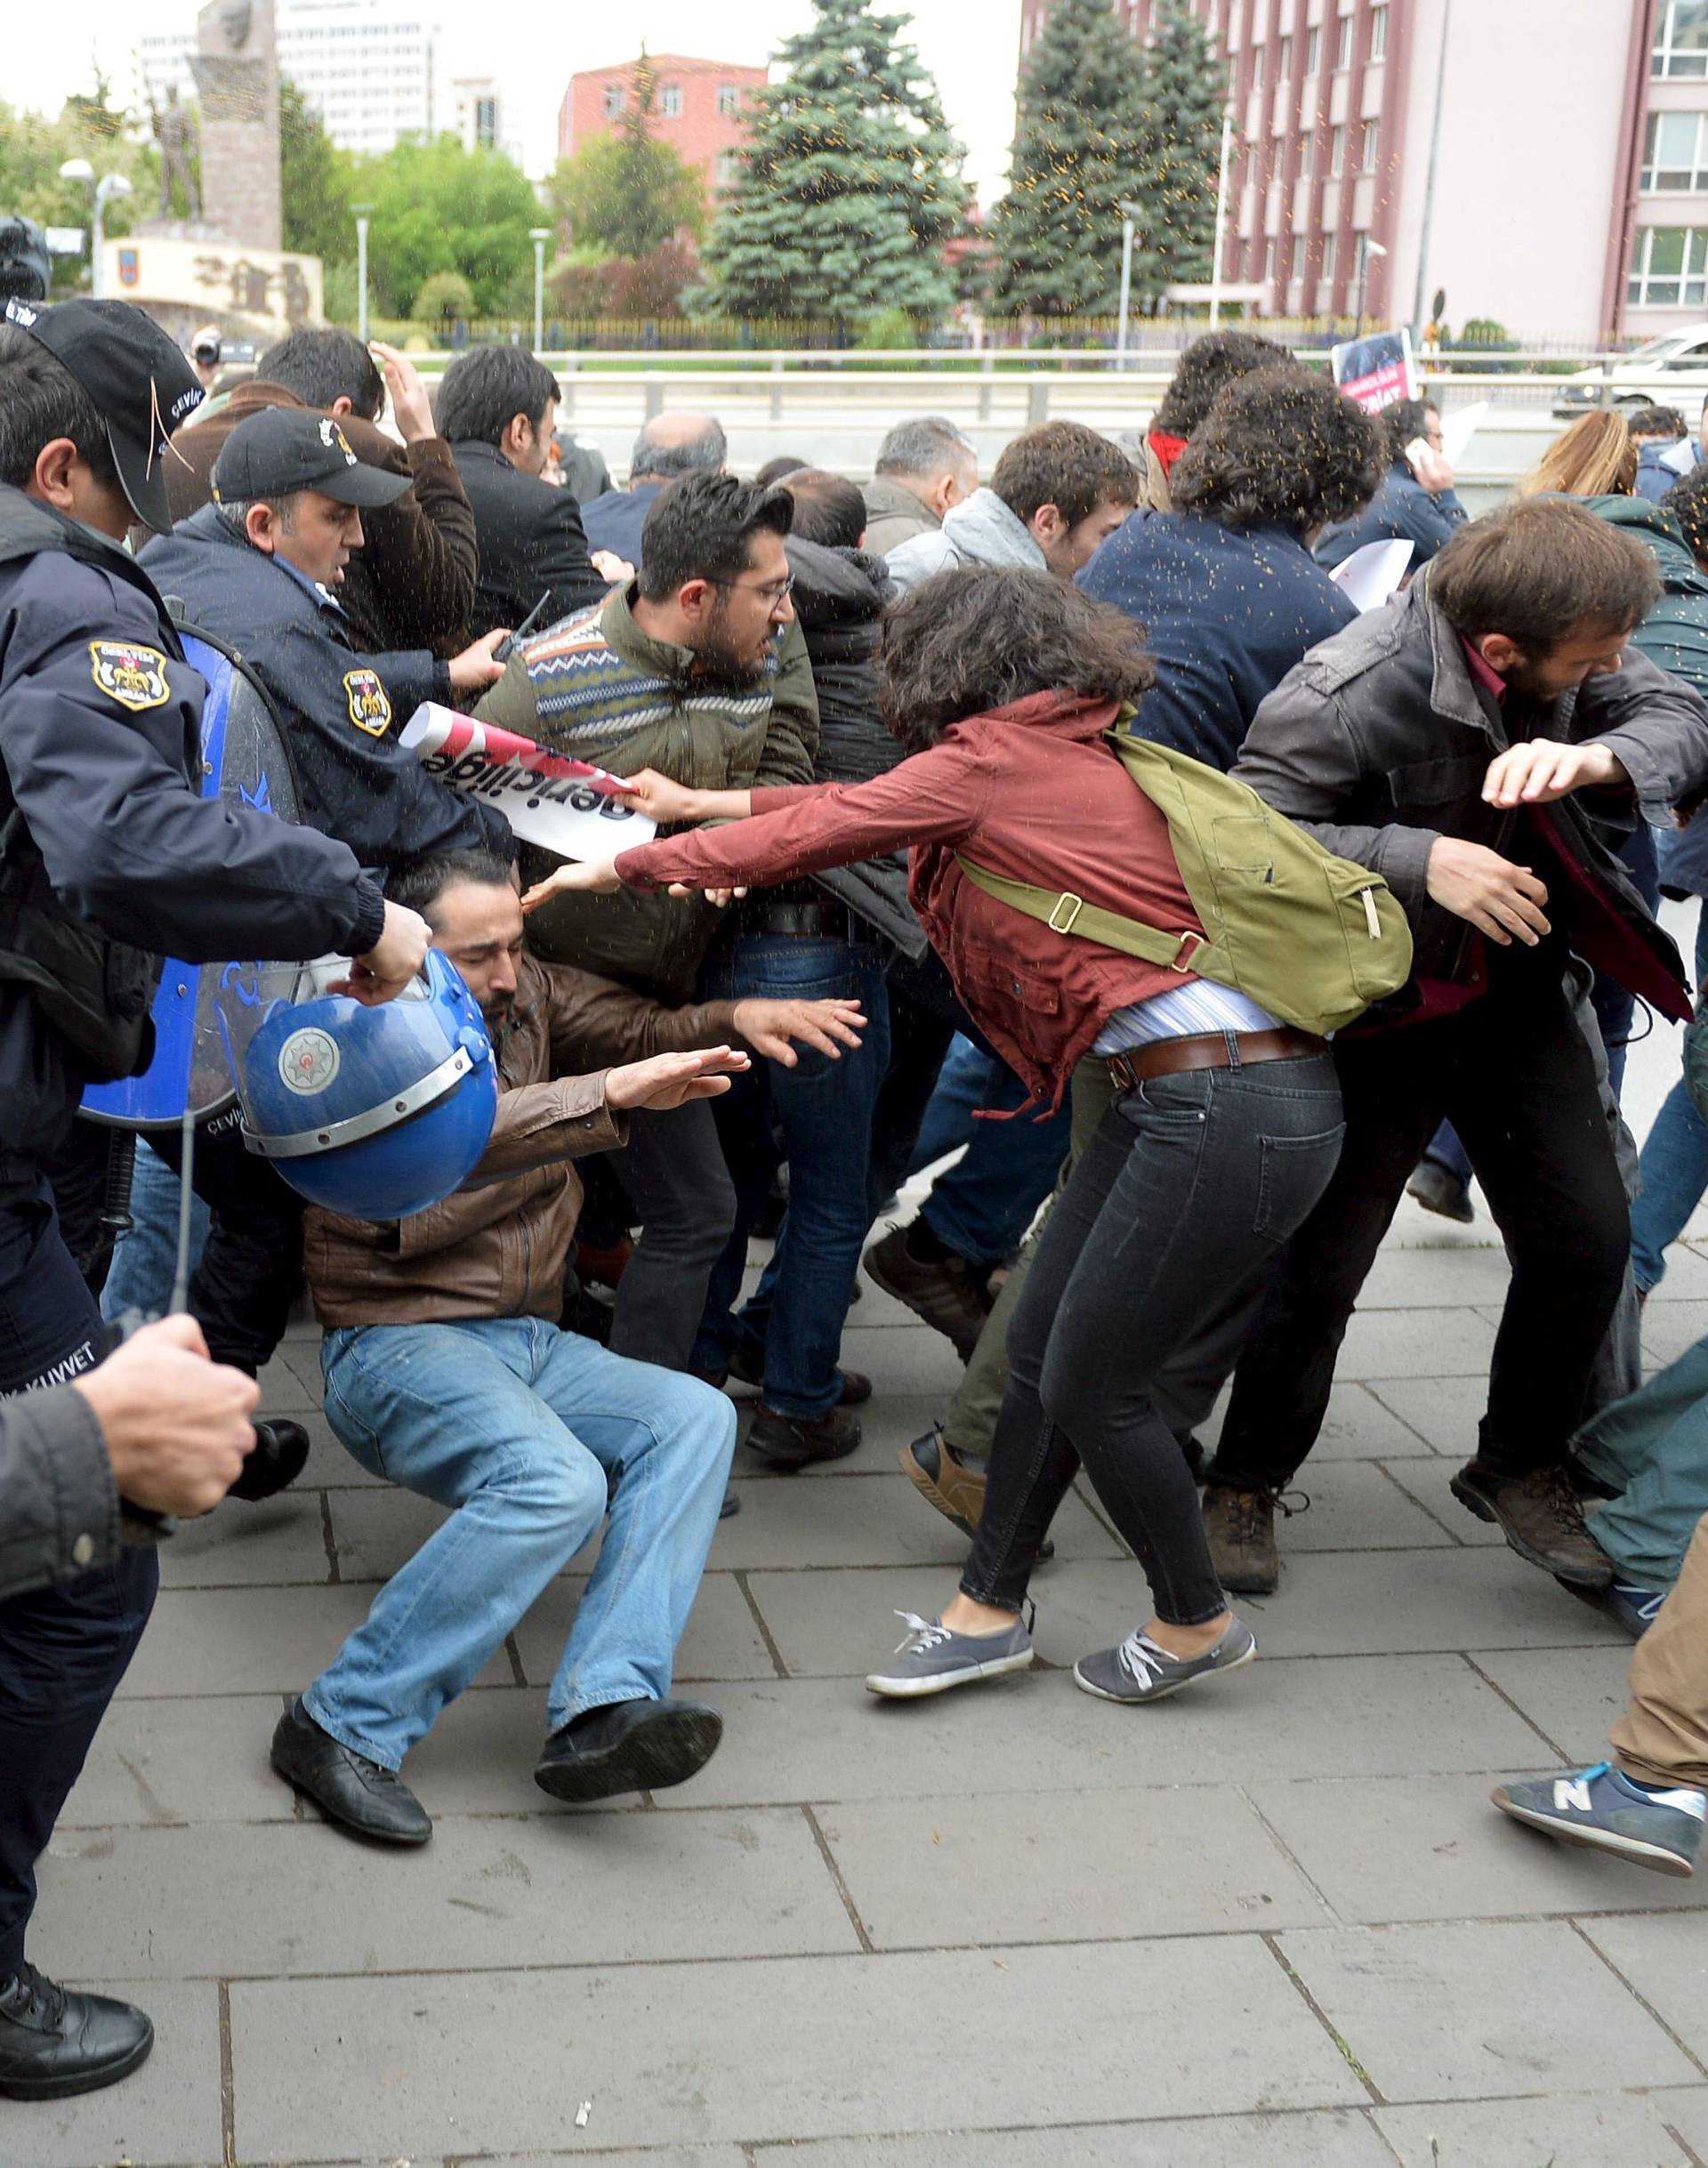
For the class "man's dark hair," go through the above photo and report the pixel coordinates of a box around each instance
[1629,404,1688,441]
[753,454,808,487]
[637,471,794,602]
[990,420,1139,529]
[878,564,1156,755]
[1664,465,1708,569]
[1427,497,1662,652]
[1150,329,1293,439]
[255,328,386,421]
[386,848,516,923]
[783,468,866,550]
[436,345,560,448]
[1170,367,1383,536]
[1379,396,1435,461]
[0,322,119,491]
[874,414,977,480]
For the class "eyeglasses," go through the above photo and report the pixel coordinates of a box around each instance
[708,574,795,605]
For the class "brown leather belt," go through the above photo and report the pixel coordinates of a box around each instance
[1105,1028,1327,1092]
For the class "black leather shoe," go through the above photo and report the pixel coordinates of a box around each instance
[747,1402,862,1468]
[227,1418,311,1503]
[270,1697,431,1844]
[535,1697,722,1804]
[727,1344,872,1406]
[0,1964,152,2099]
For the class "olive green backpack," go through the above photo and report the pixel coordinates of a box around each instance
[956,728,1414,1039]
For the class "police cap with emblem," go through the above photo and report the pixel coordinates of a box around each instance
[2,294,204,534]
[212,406,411,511]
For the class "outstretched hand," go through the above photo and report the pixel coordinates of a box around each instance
[733,996,866,1065]
[604,1045,751,1112]
[520,860,623,910]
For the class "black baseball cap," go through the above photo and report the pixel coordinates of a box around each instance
[3,294,204,533]
[211,406,411,510]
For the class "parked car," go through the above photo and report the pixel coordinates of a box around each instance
[1552,326,1708,418]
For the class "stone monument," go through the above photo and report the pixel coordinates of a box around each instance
[189,0,281,253]
[149,85,202,221]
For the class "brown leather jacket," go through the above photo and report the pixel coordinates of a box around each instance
[165,382,478,659]
[304,953,742,1327]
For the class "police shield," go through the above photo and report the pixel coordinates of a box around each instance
[81,629,307,1130]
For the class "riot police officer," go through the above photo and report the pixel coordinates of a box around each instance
[0,296,431,2099]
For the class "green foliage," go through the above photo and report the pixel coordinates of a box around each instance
[699,0,968,326]
[856,305,917,350]
[1128,0,1224,303]
[0,80,156,294]
[547,56,706,256]
[354,136,542,317]
[410,268,475,327]
[280,78,356,264]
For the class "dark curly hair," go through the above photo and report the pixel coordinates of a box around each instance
[991,420,1139,528]
[1170,367,1384,536]
[1150,329,1293,439]
[877,565,1156,754]
[1664,463,1708,568]
[1377,396,1436,461]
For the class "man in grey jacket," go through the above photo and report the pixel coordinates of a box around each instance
[862,415,979,556]
[1204,498,1708,1596]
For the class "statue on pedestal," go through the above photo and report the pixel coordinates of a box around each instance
[149,86,202,222]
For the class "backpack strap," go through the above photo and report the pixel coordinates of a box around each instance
[955,855,1210,974]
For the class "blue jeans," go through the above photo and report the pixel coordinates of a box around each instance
[693,933,891,1419]
[100,1138,212,1323]
[910,1040,1070,1268]
[305,1318,736,1767]
[1631,902,1708,1294]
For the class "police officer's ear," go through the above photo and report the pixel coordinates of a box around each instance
[245,500,282,556]
[27,435,133,542]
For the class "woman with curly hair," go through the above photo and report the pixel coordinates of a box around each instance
[523,565,1349,1710]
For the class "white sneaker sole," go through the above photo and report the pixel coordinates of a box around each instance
[865,1647,1035,1698]
[1492,1796,1697,1878]
[1072,1636,1257,1705]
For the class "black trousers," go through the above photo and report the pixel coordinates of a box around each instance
[0,1185,157,1976]
[1211,949,1630,1491]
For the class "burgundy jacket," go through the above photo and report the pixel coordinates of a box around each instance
[617,691,1207,1109]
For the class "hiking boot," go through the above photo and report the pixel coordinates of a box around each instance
[1492,1762,1704,1879]
[863,1224,992,1361]
[1406,1158,1475,1224]
[726,1343,871,1404]
[1450,1462,1614,1589]
[898,1430,1053,1560]
[1201,1481,1284,1595]
[1073,1618,1257,1705]
[865,1608,1035,1697]
[747,1402,862,1469]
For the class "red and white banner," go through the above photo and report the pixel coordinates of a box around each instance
[1331,327,1417,415]
[399,705,655,862]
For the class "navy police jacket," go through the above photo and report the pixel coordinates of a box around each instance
[141,506,511,868]
[0,485,384,1184]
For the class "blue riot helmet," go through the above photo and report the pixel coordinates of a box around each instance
[232,949,496,1219]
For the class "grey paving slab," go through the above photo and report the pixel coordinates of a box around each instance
[1583,1913,1708,2065]
[276,1340,327,1404]
[114,1584,513,1698]
[1252,1459,1458,1552]
[1654,2085,1708,2154]
[704,1469,1121,1571]
[1364,1376,1489,1458]
[1470,1644,1645,1761]
[286,1406,389,1487]
[1640,1240,1708,1299]
[228,1938,1366,2158]
[1380,1455,1507,1546]
[1641,1297,1708,1368]
[1277,1919,1700,2100]
[1376,2093,1699,2166]
[255,1349,316,1412]
[647,1656,1555,1809]
[759,2110,1394,2166]
[34,1807,857,1980]
[471,2152,745,2167]
[512,1570,777,1688]
[1357,1242,1512,1309]
[1196,1380,1432,1462]
[1333,1305,1499,1380]
[817,1784,1330,1946]
[157,1487,331,1587]
[1249,1772,1707,1923]
[0,1979,222,2168]
[57,1692,289,1826]
[837,1322,967,1395]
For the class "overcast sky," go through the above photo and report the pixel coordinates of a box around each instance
[11,0,1025,206]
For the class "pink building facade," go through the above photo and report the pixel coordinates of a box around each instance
[556,54,768,215]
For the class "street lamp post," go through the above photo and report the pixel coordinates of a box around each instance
[529,227,552,353]
[1208,104,1235,327]
[352,205,374,343]
[57,161,132,300]
[1354,236,1389,337]
[1116,198,1142,373]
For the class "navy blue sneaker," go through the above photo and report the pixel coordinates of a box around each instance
[1492,1761,1704,1878]
[1607,1579,1667,1639]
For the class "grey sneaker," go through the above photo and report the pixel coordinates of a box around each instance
[1493,1761,1704,1878]
[1073,1618,1257,1705]
[865,1609,1035,1698]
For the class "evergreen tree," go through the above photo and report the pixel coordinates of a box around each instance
[699,0,967,327]
[548,53,706,257]
[991,0,1149,316]
[280,78,354,266]
[1129,0,1226,305]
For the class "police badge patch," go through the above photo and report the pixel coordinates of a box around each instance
[89,641,171,713]
[343,669,391,735]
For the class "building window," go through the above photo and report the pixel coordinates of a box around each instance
[716,83,741,116]
[1328,123,1346,176]
[1643,109,1708,190]
[1654,0,1708,77]
[1335,12,1353,69]
[602,84,625,117]
[1298,129,1313,178]
[1369,5,1388,60]
[658,85,682,118]
[715,149,740,188]
[1362,117,1381,171]
[1321,231,1337,281]
[1305,23,1321,74]
[1629,224,1708,304]
[1264,237,1277,280]
[1278,34,1292,80]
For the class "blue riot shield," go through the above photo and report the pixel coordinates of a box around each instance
[81,627,306,1131]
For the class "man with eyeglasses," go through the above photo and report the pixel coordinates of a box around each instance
[474,471,820,1404]
[1315,396,1466,573]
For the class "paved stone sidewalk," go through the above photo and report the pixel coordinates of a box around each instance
[14,992,1708,2168]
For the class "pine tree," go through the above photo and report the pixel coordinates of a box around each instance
[1128,0,1226,305]
[699,0,968,327]
[991,0,1150,317]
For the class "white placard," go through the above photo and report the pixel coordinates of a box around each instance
[399,705,655,862]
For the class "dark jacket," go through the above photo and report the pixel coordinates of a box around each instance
[167,382,478,658]
[141,505,512,868]
[783,535,922,956]
[0,488,383,1182]
[1314,459,1468,571]
[0,1380,117,1600]
[578,480,665,568]
[1229,577,1708,1012]
[1080,512,1358,775]
[451,439,606,640]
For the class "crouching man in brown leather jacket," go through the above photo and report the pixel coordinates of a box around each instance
[270,848,865,1841]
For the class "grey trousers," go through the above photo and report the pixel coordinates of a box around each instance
[596,1099,737,1372]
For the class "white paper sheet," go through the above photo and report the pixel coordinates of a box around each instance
[1329,537,1414,613]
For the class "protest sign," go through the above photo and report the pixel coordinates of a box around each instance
[1332,327,1417,414]
[399,705,656,860]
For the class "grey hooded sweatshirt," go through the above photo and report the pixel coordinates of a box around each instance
[883,486,1045,595]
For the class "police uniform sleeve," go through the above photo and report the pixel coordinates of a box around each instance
[4,560,384,964]
[0,1383,118,1604]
